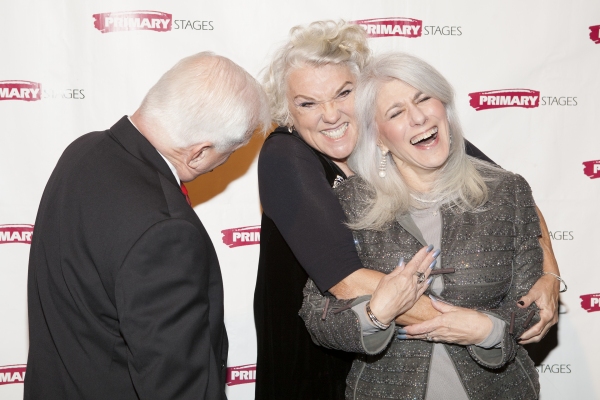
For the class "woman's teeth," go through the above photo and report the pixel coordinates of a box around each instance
[321,123,348,139]
[410,126,438,145]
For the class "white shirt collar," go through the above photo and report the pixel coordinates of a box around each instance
[156,151,181,186]
[128,116,181,185]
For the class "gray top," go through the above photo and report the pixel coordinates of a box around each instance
[412,205,469,400]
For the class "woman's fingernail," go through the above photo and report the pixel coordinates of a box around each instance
[432,249,441,259]
[426,244,434,253]
[426,277,433,285]
[397,328,407,334]
[518,300,525,306]
[429,260,437,269]
[429,294,437,302]
[397,257,405,266]
[397,334,408,340]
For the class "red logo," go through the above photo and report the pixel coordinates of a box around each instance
[583,160,600,179]
[93,11,172,33]
[468,89,540,111]
[0,224,34,244]
[352,18,422,38]
[226,364,256,386]
[221,226,260,248]
[0,81,41,102]
[589,25,600,44]
[580,293,600,313]
[0,365,26,385]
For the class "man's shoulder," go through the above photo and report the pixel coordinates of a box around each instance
[57,128,178,230]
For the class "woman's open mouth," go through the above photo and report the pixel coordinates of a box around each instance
[321,122,348,140]
[410,126,438,146]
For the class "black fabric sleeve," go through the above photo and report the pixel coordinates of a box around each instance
[115,219,218,400]
[464,139,497,165]
[258,134,363,292]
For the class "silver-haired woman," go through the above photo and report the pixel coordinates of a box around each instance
[255,20,560,400]
[300,52,547,399]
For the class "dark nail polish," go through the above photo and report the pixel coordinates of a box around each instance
[517,300,525,306]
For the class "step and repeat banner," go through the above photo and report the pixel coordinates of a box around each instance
[1,1,599,398]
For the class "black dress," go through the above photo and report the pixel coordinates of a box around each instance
[253,127,495,400]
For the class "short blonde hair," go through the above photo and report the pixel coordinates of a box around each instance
[262,20,371,127]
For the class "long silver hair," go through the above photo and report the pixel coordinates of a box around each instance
[348,52,499,230]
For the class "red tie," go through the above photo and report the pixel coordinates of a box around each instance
[180,182,192,206]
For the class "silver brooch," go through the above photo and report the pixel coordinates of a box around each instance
[332,175,345,188]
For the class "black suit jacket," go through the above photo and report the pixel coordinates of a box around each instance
[25,117,228,400]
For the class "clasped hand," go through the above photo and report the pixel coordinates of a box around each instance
[368,246,438,325]
[399,297,493,345]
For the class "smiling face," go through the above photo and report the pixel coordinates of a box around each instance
[286,63,358,163]
[375,79,450,186]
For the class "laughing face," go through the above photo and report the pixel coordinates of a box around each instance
[375,79,450,183]
[286,63,358,164]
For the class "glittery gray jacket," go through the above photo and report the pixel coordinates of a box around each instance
[299,170,543,400]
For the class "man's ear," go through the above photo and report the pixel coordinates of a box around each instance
[188,142,213,168]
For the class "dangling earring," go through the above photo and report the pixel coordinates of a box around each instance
[378,149,388,178]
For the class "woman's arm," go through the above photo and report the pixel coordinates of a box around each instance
[464,140,561,344]
[258,134,363,292]
[517,206,560,344]
[300,248,436,354]
[330,270,441,324]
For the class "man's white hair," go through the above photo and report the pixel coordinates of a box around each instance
[138,51,271,151]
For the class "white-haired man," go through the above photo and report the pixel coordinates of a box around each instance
[24,52,270,400]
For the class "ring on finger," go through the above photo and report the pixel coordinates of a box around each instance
[426,334,433,341]
[415,271,426,284]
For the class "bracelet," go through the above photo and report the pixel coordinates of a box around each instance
[365,301,390,330]
[543,272,568,293]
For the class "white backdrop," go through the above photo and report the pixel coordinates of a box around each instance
[1,1,599,398]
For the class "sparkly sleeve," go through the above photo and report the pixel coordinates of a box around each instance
[467,173,543,368]
[299,278,396,355]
